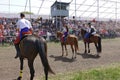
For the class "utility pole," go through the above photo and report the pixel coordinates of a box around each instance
[29,0,31,19]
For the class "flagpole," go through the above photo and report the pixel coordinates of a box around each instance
[97,0,99,21]
[29,0,31,19]
[75,0,76,21]
[115,1,117,29]
[97,0,99,28]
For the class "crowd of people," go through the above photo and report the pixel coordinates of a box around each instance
[0,14,120,45]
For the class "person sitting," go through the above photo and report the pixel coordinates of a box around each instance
[62,24,69,42]
[84,22,97,42]
[14,13,33,59]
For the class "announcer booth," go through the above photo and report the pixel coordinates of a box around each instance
[51,1,70,30]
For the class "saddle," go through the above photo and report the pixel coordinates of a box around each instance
[92,34,100,37]
[20,34,32,41]
[85,34,100,43]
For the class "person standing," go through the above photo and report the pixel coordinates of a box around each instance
[14,13,33,59]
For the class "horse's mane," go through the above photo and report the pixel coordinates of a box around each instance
[81,28,87,35]
[57,31,63,34]
[81,28,87,32]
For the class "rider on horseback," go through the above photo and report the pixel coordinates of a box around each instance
[14,13,33,59]
[84,22,97,42]
[62,23,69,42]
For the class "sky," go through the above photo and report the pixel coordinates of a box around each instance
[0,0,120,19]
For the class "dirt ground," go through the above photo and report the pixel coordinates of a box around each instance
[0,38,120,80]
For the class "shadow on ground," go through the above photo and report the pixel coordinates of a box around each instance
[77,53,101,59]
[49,55,76,63]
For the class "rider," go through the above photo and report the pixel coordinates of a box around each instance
[62,23,69,42]
[14,13,33,59]
[84,22,97,41]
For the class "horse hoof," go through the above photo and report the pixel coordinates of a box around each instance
[88,51,90,53]
[84,51,87,54]
[73,57,76,59]
[72,57,73,59]
[95,54,100,58]
[17,77,22,80]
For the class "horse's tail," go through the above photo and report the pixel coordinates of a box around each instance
[98,36,102,53]
[37,40,55,75]
[74,37,79,51]
[44,40,47,57]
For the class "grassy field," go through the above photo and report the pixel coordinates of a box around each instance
[49,65,120,80]
[40,64,120,80]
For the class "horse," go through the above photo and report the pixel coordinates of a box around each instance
[16,35,55,80]
[80,28,102,56]
[56,31,79,59]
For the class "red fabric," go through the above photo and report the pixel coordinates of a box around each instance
[14,35,20,44]
[92,19,96,22]
[60,36,64,42]
[14,30,32,44]
[0,24,4,32]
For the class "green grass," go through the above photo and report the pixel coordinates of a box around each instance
[0,43,12,47]
[43,64,120,80]
[71,67,120,80]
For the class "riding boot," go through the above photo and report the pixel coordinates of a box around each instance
[14,44,20,59]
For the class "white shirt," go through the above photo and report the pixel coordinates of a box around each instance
[62,27,67,33]
[89,26,97,35]
[17,18,32,31]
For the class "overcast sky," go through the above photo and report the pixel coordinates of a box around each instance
[0,0,120,19]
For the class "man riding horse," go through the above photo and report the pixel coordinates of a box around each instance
[14,13,33,59]
[84,22,97,43]
[81,22,102,55]
[62,23,69,42]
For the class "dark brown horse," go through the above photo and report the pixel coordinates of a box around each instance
[16,35,54,80]
[56,31,79,59]
[80,29,102,56]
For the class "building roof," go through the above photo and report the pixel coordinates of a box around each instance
[51,1,70,7]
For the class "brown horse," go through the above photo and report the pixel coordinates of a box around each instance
[16,35,54,80]
[80,29,102,56]
[56,31,79,59]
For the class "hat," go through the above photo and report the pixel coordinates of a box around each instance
[88,22,91,25]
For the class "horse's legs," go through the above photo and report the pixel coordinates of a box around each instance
[71,45,74,59]
[61,44,64,56]
[17,58,24,80]
[84,42,87,53]
[28,60,35,80]
[64,45,68,56]
[88,43,90,53]
[44,67,48,80]
[94,43,99,56]
[94,43,98,51]
[74,44,77,58]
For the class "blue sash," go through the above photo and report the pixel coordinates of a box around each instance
[20,27,29,39]
[64,32,68,37]
[84,32,90,39]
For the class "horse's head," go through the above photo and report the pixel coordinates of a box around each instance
[56,31,63,38]
[81,28,87,38]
